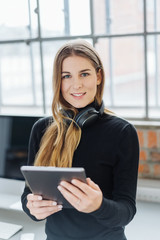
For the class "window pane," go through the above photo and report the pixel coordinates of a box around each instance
[40,0,65,37]
[42,41,66,114]
[148,35,160,118]
[28,0,39,38]
[0,43,43,115]
[147,0,160,32]
[0,0,38,40]
[96,37,145,118]
[69,0,91,35]
[95,39,111,106]
[93,0,144,34]
[40,0,91,37]
[112,37,145,105]
[93,0,106,35]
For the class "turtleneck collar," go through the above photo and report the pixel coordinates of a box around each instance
[77,101,97,112]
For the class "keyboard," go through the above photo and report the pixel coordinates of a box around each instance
[0,221,23,239]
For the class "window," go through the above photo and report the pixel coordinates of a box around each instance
[0,0,159,119]
[95,37,145,118]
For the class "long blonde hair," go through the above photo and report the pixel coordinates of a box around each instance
[34,39,106,167]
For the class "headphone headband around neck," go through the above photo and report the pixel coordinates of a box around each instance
[62,101,104,128]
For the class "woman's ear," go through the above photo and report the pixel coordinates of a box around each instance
[96,69,102,85]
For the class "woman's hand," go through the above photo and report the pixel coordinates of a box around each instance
[26,194,63,220]
[57,178,103,213]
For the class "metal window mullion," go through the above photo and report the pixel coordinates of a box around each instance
[2,32,160,45]
[0,58,2,113]
[36,0,46,114]
[28,0,36,105]
[64,0,70,35]
[106,0,114,106]
[153,0,159,107]
[2,103,159,109]
[89,0,97,46]
[143,0,149,119]
[0,38,38,44]
[108,39,114,106]
[157,48,159,105]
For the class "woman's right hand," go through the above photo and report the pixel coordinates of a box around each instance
[26,193,63,220]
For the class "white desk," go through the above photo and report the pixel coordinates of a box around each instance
[1,178,160,240]
[0,208,46,240]
[0,178,46,240]
[125,201,160,240]
[126,178,160,240]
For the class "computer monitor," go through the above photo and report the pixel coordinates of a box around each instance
[0,115,40,180]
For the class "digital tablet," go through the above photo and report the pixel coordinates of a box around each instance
[21,166,86,208]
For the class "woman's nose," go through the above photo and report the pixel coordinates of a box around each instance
[73,77,82,89]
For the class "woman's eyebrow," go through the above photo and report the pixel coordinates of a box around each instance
[62,69,91,74]
[61,71,70,74]
[79,69,91,73]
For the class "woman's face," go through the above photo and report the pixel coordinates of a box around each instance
[61,55,101,108]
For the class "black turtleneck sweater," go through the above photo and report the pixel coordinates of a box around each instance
[21,107,139,240]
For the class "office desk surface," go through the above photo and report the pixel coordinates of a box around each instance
[126,201,160,240]
[0,178,160,240]
[1,201,160,240]
[0,208,46,240]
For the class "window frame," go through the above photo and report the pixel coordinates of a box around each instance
[0,0,159,121]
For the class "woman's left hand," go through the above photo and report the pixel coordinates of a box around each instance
[57,178,103,213]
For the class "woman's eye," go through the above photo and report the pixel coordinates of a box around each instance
[62,75,71,79]
[81,73,89,77]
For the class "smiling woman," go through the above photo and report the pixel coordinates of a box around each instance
[61,55,102,109]
[21,39,139,240]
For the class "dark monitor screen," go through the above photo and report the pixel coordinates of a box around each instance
[0,115,40,180]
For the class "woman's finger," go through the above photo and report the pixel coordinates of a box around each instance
[86,178,101,190]
[57,184,82,208]
[30,205,63,214]
[31,200,57,208]
[59,181,86,198]
[27,193,42,201]
[71,179,98,195]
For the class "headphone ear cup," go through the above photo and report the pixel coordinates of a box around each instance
[61,101,104,128]
[75,107,99,128]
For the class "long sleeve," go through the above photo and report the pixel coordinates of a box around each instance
[21,119,45,221]
[89,124,139,228]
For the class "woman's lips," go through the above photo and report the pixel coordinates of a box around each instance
[71,93,86,97]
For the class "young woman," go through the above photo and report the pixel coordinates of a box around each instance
[21,39,139,240]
